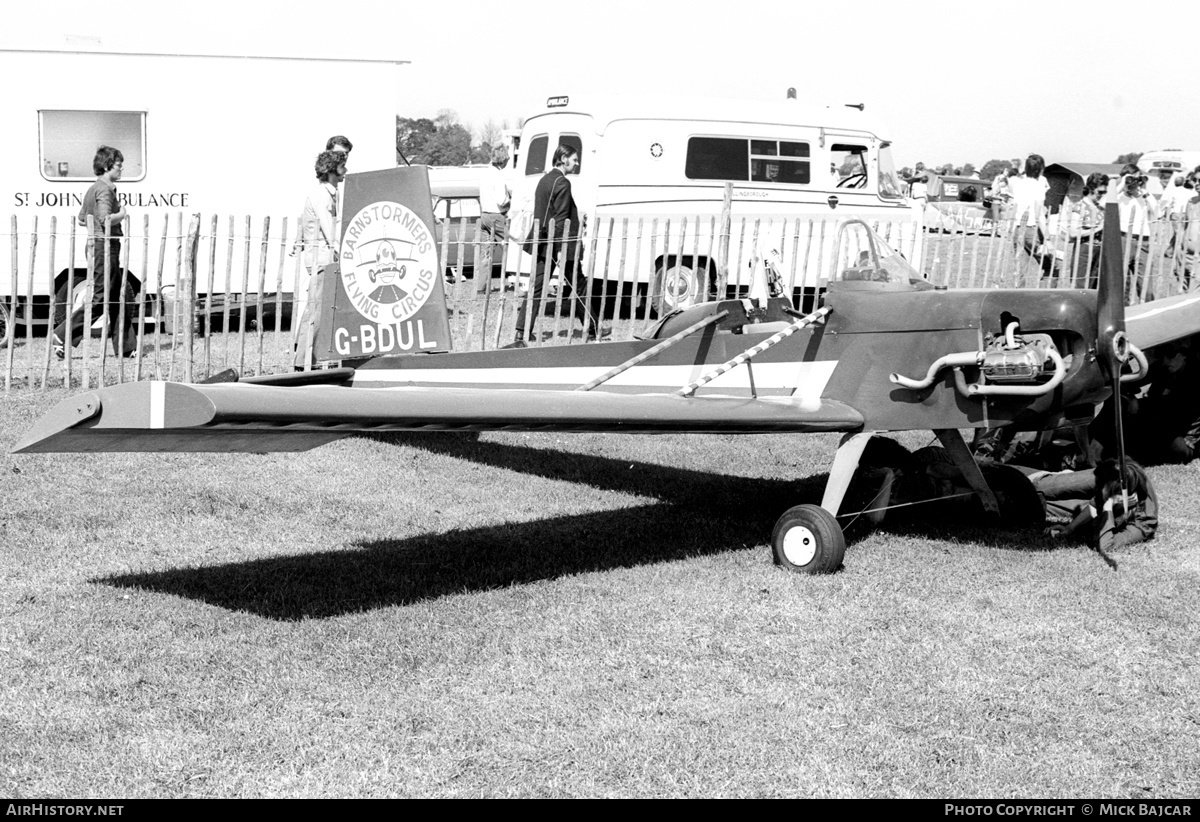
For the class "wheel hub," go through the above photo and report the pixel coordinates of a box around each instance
[781,524,817,567]
[662,266,698,309]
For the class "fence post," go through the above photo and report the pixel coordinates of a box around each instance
[222,215,235,369]
[274,217,288,371]
[183,213,200,383]
[716,182,732,298]
[133,213,149,382]
[40,217,56,391]
[152,214,169,380]
[23,216,39,387]
[4,217,13,391]
[256,216,270,376]
[238,215,252,373]
[64,219,78,389]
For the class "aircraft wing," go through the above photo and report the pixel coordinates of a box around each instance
[13,379,865,454]
[1126,293,1200,351]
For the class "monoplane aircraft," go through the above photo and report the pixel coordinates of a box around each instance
[17,203,1200,574]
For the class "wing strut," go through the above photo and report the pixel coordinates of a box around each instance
[678,306,832,397]
[575,310,730,392]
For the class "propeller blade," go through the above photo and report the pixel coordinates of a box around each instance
[1096,199,1126,378]
[1097,195,1129,506]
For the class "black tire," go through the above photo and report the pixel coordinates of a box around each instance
[0,302,10,346]
[771,504,845,574]
[52,273,90,333]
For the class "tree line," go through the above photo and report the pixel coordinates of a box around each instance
[396,110,517,166]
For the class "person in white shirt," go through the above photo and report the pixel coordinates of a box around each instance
[1117,172,1162,301]
[476,147,511,294]
[294,151,347,368]
[1162,175,1192,216]
[1006,154,1050,271]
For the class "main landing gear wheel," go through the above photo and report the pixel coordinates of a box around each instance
[656,262,704,312]
[771,504,845,574]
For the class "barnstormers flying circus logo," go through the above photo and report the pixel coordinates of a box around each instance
[339,201,438,323]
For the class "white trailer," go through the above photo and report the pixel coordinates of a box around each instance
[506,93,924,312]
[0,42,405,334]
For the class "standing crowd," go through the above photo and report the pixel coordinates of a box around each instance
[988,155,1200,298]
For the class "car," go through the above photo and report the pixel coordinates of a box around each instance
[921,174,994,234]
[428,166,509,285]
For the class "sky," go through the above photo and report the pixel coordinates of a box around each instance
[10,0,1200,169]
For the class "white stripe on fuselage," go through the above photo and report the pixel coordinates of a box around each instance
[351,360,839,403]
[150,381,165,429]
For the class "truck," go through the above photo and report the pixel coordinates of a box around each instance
[504,93,924,313]
[0,40,406,340]
[1137,149,1200,185]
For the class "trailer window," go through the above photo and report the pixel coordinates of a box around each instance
[687,137,810,184]
[39,110,146,182]
[525,134,549,176]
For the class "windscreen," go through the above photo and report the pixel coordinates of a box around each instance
[877,144,905,200]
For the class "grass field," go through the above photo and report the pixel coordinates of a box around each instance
[1,389,1199,798]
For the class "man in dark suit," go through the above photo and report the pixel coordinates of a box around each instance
[508,143,596,347]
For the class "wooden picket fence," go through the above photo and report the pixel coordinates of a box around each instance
[2,209,1196,392]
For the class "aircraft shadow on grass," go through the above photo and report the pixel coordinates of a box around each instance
[97,433,1049,620]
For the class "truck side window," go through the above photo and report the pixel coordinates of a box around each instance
[752,140,809,184]
[559,133,583,172]
[39,110,146,182]
[685,137,748,181]
[687,137,810,184]
[830,143,868,190]
[525,135,549,176]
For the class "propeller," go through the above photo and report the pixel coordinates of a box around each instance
[1095,189,1131,549]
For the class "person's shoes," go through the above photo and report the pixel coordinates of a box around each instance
[501,339,528,349]
[52,335,65,360]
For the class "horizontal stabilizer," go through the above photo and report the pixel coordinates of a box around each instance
[13,380,864,454]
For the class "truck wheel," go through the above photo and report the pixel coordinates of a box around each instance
[771,504,845,574]
[655,262,704,312]
[52,273,90,332]
[0,302,10,347]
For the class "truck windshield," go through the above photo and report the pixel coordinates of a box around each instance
[878,144,904,200]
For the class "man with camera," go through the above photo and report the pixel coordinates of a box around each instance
[1117,166,1162,301]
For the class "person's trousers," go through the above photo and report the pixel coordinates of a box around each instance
[476,212,507,294]
[515,243,594,340]
[54,238,134,355]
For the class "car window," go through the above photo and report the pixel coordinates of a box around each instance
[432,197,482,221]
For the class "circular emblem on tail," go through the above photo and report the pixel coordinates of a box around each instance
[338,201,439,323]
